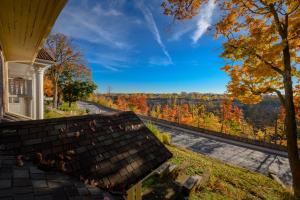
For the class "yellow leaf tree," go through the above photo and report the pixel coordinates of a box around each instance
[45,33,90,108]
[44,75,53,97]
[162,0,300,196]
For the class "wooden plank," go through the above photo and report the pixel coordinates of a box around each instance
[182,175,201,190]
[135,182,142,200]
[127,186,135,200]
[155,162,170,176]
[0,0,67,61]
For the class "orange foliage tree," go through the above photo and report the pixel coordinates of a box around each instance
[220,98,244,134]
[128,95,149,115]
[44,75,53,97]
[116,96,128,111]
[179,104,193,125]
[162,105,176,122]
[162,0,300,195]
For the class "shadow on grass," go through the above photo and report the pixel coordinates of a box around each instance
[142,174,185,200]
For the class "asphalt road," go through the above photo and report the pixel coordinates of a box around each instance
[77,101,292,186]
[77,101,110,114]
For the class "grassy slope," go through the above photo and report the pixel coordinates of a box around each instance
[44,110,64,119]
[165,145,294,200]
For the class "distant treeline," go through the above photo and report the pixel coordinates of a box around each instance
[90,93,292,146]
[102,93,281,128]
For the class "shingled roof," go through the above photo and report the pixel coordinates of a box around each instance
[36,48,55,62]
[0,112,172,199]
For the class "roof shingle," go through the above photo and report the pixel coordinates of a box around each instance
[36,48,55,62]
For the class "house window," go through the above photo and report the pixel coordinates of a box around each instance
[9,78,27,96]
[8,77,32,117]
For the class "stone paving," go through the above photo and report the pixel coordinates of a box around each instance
[158,125,292,186]
[77,101,109,114]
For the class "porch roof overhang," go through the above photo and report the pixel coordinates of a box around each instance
[0,0,67,63]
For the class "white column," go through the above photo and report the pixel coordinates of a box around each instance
[3,61,9,113]
[35,67,44,119]
[31,69,37,119]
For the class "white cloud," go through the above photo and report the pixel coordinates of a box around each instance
[149,57,172,66]
[133,19,142,25]
[169,23,194,41]
[92,4,123,16]
[88,52,131,72]
[137,1,173,65]
[192,0,216,43]
[53,1,131,49]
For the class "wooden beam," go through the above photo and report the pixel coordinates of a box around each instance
[126,181,143,200]
[127,186,135,200]
[135,181,142,200]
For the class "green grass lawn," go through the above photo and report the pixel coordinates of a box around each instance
[44,102,87,119]
[143,145,294,200]
[44,110,64,119]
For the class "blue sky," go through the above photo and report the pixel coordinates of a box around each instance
[53,0,229,93]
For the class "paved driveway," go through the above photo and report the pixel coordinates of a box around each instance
[155,124,291,186]
[77,101,105,114]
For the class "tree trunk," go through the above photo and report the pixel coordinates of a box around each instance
[282,45,300,197]
[275,118,278,137]
[69,101,72,108]
[57,92,61,108]
[53,81,58,108]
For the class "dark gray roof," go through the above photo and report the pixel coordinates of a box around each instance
[0,152,120,199]
[0,112,172,199]
[36,48,55,62]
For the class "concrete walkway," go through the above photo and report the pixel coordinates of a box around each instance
[155,123,291,186]
[77,101,106,114]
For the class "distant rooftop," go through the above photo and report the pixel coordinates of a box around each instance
[36,48,55,62]
[0,46,55,62]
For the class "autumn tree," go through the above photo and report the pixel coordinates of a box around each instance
[116,96,128,111]
[128,94,149,114]
[45,33,90,108]
[180,104,193,125]
[162,0,300,195]
[221,98,244,134]
[128,95,138,112]
[137,95,149,114]
[62,81,97,107]
[294,84,300,120]
[95,95,115,108]
[191,103,206,128]
[275,106,287,145]
[220,98,232,133]
[162,105,176,121]
[44,75,53,97]
[150,104,162,118]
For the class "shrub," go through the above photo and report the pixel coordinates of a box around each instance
[146,123,171,145]
[162,133,171,145]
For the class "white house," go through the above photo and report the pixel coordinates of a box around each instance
[0,0,67,120]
